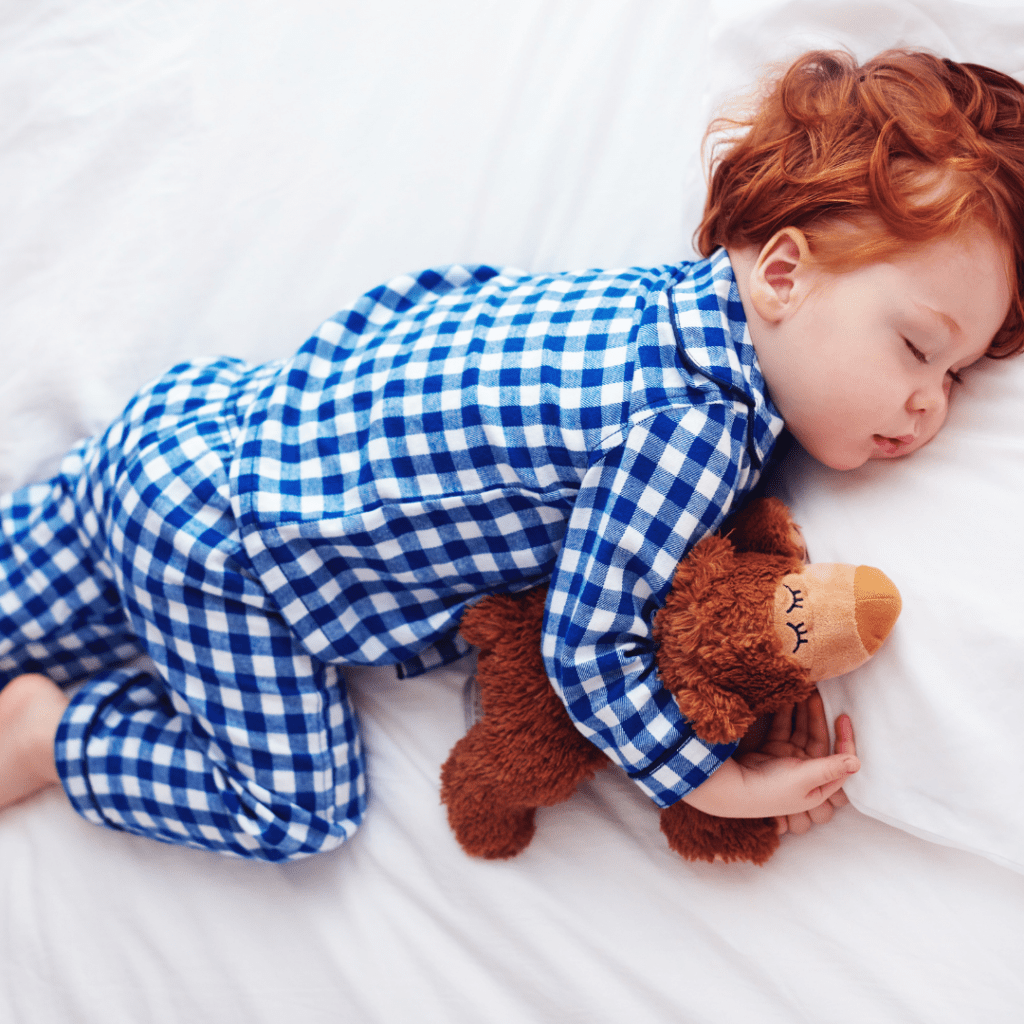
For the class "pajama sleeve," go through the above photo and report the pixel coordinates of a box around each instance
[542,402,747,807]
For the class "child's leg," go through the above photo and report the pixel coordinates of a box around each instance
[54,643,365,861]
[0,645,365,862]
[39,360,368,861]
[0,454,146,805]
[0,468,147,688]
[0,358,367,860]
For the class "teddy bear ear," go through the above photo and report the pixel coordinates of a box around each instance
[720,496,805,559]
[672,679,757,745]
[662,533,738,599]
[657,532,741,659]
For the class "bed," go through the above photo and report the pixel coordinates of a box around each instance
[2,1,1023,1021]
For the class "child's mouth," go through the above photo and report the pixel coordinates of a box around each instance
[872,434,914,457]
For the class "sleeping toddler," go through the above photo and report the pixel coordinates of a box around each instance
[1,49,1022,861]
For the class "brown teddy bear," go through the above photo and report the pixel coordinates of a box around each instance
[440,497,901,866]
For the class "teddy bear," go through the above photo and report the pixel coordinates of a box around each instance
[439,497,902,866]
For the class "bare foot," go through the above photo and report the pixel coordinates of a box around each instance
[0,673,69,809]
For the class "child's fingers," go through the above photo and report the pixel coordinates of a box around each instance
[824,714,856,809]
[768,716,858,836]
[803,692,830,758]
[744,752,860,816]
[766,704,795,745]
[786,810,813,835]
[798,752,860,806]
[790,699,810,750]
[806,799,835,826]
[827,788,850,809]
[833,713,856,756]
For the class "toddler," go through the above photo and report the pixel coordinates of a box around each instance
[1,50,1022,861]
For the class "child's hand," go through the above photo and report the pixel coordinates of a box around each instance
[740,695,857,836]
[681,692,859,826]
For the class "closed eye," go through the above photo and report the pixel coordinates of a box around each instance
[904,338,927,364]
[906,338,963,385]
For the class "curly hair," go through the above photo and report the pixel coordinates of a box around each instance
[697,50,1024,357]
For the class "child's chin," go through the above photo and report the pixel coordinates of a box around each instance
[814,447,870,472]
[833,457,870,471]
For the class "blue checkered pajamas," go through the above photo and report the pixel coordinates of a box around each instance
[0,361,364,859]
[0,248,782,861]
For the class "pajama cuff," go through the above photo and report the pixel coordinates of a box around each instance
[627,734,739,808]
[53,668,366,860]
[54,672,136,830]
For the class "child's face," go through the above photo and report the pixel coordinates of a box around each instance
[751,225,1012,471]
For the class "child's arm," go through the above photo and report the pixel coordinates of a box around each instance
[544,408,762,809]
[682,695,858,827]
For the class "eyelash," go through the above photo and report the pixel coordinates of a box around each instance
[904,339,963,385]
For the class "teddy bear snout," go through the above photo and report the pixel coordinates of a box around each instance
[853,565,902,654]
[775,561,902,682]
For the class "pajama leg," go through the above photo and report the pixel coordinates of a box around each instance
[55,626,365,861]
[0,450,146,687]
[51,358,367,861]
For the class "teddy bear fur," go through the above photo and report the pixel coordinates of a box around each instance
[653,500,808,745]
[440,498,822,866]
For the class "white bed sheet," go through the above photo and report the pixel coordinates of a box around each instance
[2,1,1024,1022]
[3,661,1024,1024]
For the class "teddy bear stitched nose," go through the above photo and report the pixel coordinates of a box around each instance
[853,566,902,654]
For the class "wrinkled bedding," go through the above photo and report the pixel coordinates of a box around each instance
[2,2,1023,1021]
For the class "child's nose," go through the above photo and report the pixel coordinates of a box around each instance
[908,378,947,414]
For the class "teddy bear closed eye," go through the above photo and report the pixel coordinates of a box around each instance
[440,497,901,866]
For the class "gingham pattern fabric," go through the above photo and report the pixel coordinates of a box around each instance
[233,247,784,807]
[1,359,365,861]
[1,249,782,862]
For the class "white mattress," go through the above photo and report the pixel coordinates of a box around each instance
[2,2,1024,1021]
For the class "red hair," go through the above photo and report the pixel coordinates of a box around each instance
[698,50,1024,357]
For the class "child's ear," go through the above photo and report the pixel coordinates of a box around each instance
[747,228,813,322]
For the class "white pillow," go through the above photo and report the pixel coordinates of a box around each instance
[773,352,1024,873]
